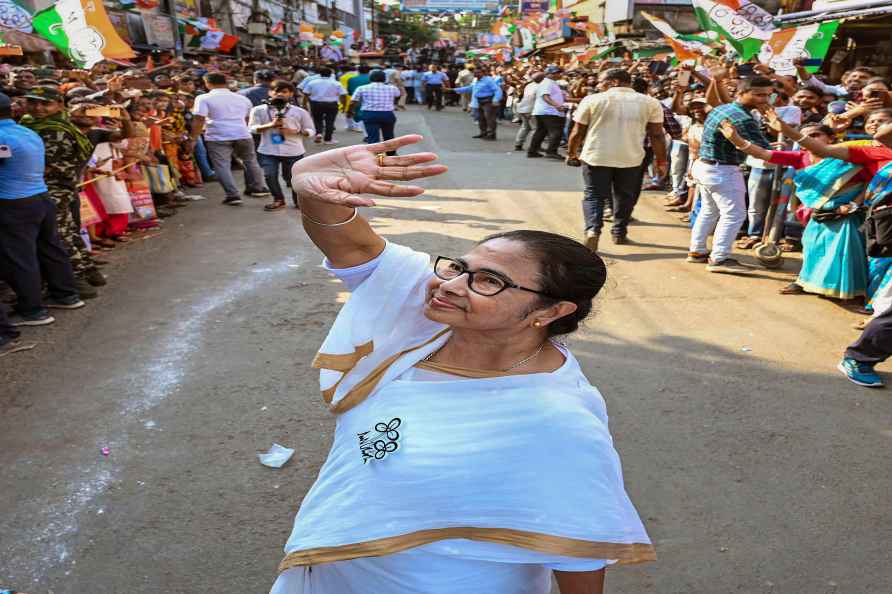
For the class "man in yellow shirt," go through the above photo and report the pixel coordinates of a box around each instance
[567,68,667,250]
[339,67,363,133]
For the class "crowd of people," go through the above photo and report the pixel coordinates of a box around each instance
[1,47,891,384]
[0,54,415,354]
[400,53,892,387]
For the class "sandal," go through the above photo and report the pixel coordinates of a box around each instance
[264,201,287,211]
[779,283,806,295]
[679,214,691,223]
[666,205,690,212]
[735,237,761,249]
[664,198,686,208]
[94,238,116,248]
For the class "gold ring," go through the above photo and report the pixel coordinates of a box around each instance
[376,153,386,168]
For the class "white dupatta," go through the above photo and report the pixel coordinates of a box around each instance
[280,243,655,573]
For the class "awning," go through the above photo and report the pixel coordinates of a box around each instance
[0,26,54,52]
[774,1,892,25]
[537,37,570,49]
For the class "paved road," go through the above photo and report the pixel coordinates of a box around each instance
[2,107,890,594]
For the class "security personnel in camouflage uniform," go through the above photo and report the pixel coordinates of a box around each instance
[21,86,104,295]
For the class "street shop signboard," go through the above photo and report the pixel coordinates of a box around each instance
[400,0,499,14]
[521,0,548,12]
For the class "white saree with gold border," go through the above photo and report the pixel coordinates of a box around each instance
[271,243,655,594]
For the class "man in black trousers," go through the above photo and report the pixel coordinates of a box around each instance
[0,92,83,330]
[839,307,892,388]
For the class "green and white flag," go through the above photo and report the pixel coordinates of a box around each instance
[758,21,840,75]
[692,0,776,60]
[31,0,135,68]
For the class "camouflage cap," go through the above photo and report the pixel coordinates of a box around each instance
[23,85,63,102]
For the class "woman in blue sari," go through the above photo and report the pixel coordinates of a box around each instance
[721,122,869,299]
[864,163,892,316]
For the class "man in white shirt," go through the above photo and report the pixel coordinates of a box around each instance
[514,71,542,152]
[527,65,566,160]
[248,80,315,211]
[190,72,270,206]
[566,68,666,250]
[455,64,476,112]
[302,67,347,145]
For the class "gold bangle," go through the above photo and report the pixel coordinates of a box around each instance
[301,208,358,227]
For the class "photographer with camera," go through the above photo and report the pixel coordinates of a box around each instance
[248,80,315,212]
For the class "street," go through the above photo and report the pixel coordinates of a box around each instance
[2,106,890,594]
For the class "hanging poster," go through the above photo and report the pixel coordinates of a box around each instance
[143,13,175,47]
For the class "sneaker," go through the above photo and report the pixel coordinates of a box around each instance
[314,134,322,144]
[526,153,543,158]
[0,339,37,357]
[84,268,107,287]
[544,153,564,161]
[75,279,98,299]
[245,191,272,198]
[9,311,55,326]
[45,295,86,309]
[686,252,710,264]
[706,258,753,274]
[222,196,243,206]
[323,139,338,145]
[611,235,628,245]
[584,230,600,252]
[837,358,884,388]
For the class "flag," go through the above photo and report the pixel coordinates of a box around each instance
[31,0,135,68]
[641,11,712,62]
[270,20,284,35]
[758,21,839,75]
[692,0,776,60]
[200,29,237,52]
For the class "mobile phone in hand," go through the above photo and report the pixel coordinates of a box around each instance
[676,70,691,87]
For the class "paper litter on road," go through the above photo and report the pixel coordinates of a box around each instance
[258,443,295,468]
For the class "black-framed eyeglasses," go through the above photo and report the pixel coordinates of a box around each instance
[433,256,553,298]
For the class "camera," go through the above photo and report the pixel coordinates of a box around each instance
[267,96,289,118]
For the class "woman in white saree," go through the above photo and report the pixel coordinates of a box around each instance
[271,135,655,594]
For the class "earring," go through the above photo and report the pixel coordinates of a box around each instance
[532,321,542,327]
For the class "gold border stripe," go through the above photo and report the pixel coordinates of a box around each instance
[329,329,450,414]
[313,341,375,372]
[279,527,655,572]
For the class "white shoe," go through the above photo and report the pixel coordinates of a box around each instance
[324,139,338,145]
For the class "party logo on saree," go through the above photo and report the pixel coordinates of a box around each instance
[358,418,401,464]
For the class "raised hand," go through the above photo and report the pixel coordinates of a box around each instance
[291,135,448,208]
[762,107,783,133]
[719,119,740,141]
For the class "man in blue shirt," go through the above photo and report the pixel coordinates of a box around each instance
[454,66,503,140]
[239,69,276,107]
[0,93,82,333]
[421,64,449,111]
